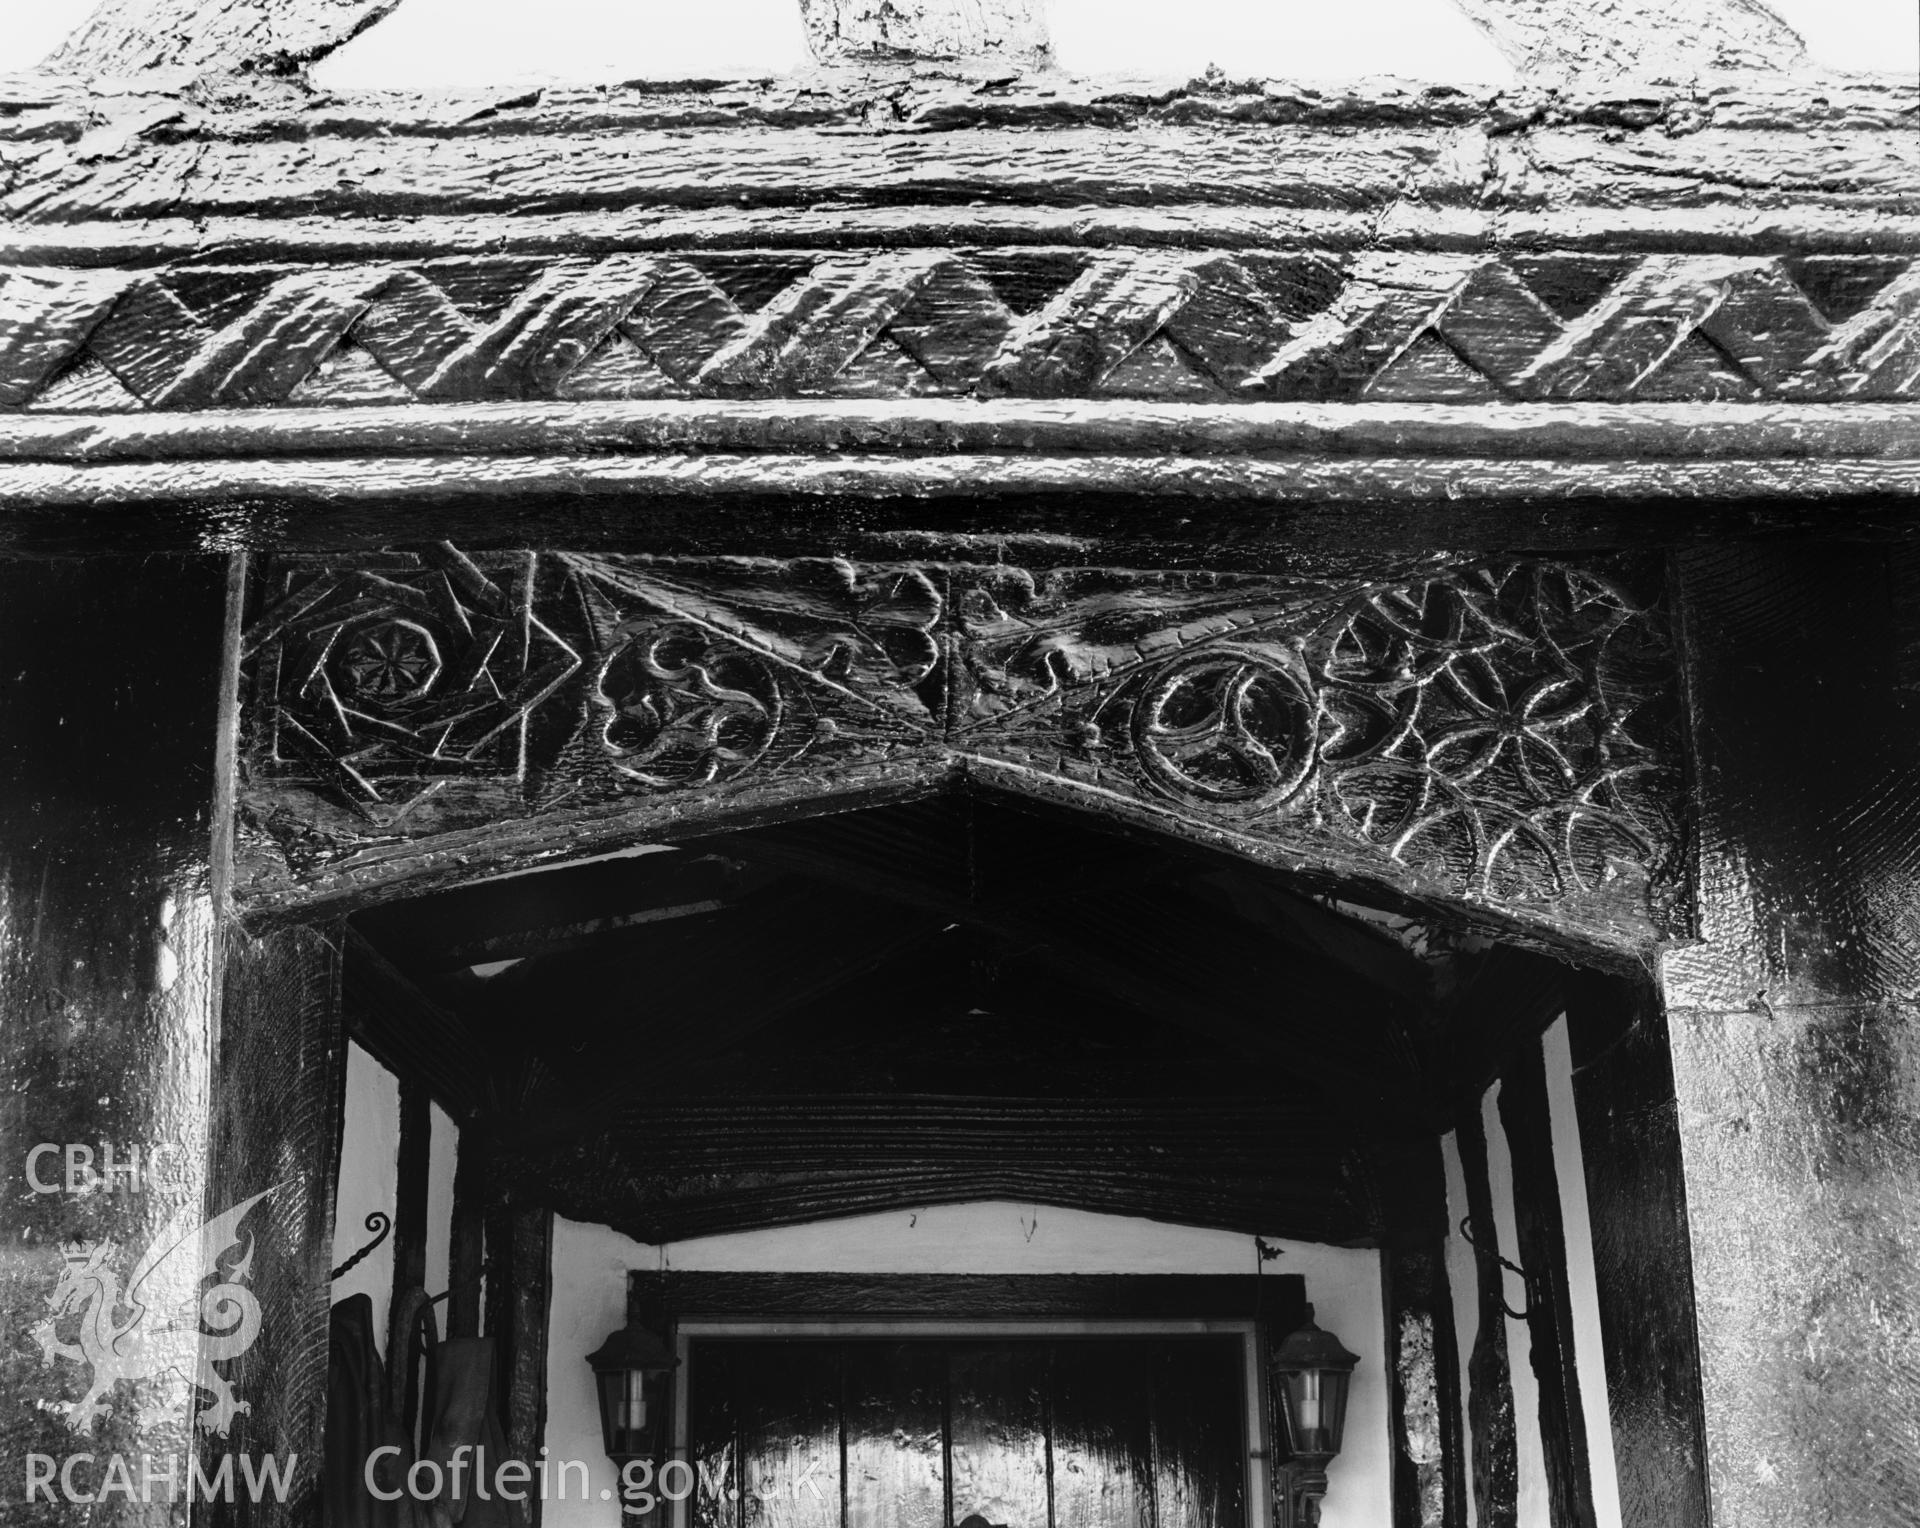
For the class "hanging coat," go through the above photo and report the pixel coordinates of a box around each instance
[324,1293,424,1528]
[420,1337,530,1528]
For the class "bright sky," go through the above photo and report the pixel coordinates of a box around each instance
[0,0,1914,83]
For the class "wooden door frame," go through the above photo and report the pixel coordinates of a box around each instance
[669,1321,1274,1528]
[636,1270,1309,1528]
[4,8,1908,1528]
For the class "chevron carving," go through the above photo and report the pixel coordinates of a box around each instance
[4,251,1918,411]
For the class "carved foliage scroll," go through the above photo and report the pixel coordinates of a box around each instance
[239,551,1680,920]
[9,251,1919,411]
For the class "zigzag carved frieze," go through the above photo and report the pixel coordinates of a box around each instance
[6,250,1920,412]
[238,548,1681,932]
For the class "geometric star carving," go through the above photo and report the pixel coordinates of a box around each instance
[242,544,579,818]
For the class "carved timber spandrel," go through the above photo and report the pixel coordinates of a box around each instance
[242,545,581,813]
[954,562,1678,905]
[9,252,1920,413]
[237,550,1681,938]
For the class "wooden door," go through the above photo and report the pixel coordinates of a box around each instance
[688,1337,1248,1528]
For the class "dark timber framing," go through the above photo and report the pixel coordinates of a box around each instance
[4,66,1920,521]
[1497,1048,1597,1528]
[629,1271,1308,1327]
[1,6,1909,1528]
[1452,1107,1520,1528]
[1562,975,1711,1528]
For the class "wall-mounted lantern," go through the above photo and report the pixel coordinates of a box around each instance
[1270,1304,1360,1527]
[586,1320,680,1466]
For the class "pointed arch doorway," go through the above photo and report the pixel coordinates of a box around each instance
[324,781,1701,1528]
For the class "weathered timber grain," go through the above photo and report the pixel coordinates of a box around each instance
[1453,1108,1520,1528]
[1497,1048,1599,1528]
[6,399,1917,463]
[1448,0,1806,81]
[232,752,1661,972]
[446,1125,486,1341]
[206,921,344,1527]
[800,0,1048,65]
[0,555,231,1523]
[7,121,1915,230]
[1,127,1458,224]
[1384,1244,1458,1528]
[385,1078,430,1363]
[48,0,404,78]
[7,449,1920,509]
[1563,976,1711,1528]
[1665,545,1920,1528]
[6,67,1911,141]
[6,199,1916,267]
[506,1207,552,1466]
[523,1103,1377,1246]
[2,72,1915,236]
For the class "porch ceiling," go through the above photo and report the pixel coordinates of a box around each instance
[349,793,1463,1245]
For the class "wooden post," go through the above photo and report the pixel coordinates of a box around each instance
[1563,974,1711,1528]
[385,1078,432,1362]
[203,922,346,1527]
[508,1208,555,1475]
[0,554,231,1526]
[1452,1109,1520,1528]
[1383,1243,1466,1528]
[1497,1046,1598,1528]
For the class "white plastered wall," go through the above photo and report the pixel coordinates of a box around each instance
[330,1041,401,1357]
[544,1203,1388,1528]
[327,1043,462,1351]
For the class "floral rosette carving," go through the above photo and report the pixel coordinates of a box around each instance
[1314,564,1672,898]
[1116,562,1674,900]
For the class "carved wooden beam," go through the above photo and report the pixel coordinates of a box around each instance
[228,546,1682,962]
[340,925,487,1119]
[4,74,1911,235]
[0,68,1908,524]
[1448,0,1808,81]
[0,65,1914,516]
[353,850,769,974]
[46,0,404,77]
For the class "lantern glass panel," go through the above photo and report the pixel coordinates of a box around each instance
[1279,1366,1351,1460]
[596,1364,667,1460]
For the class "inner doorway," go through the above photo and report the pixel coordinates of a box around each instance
[331,782,1671,1528]
[685,1335,1250,1528]
[349,790,1444,1250]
